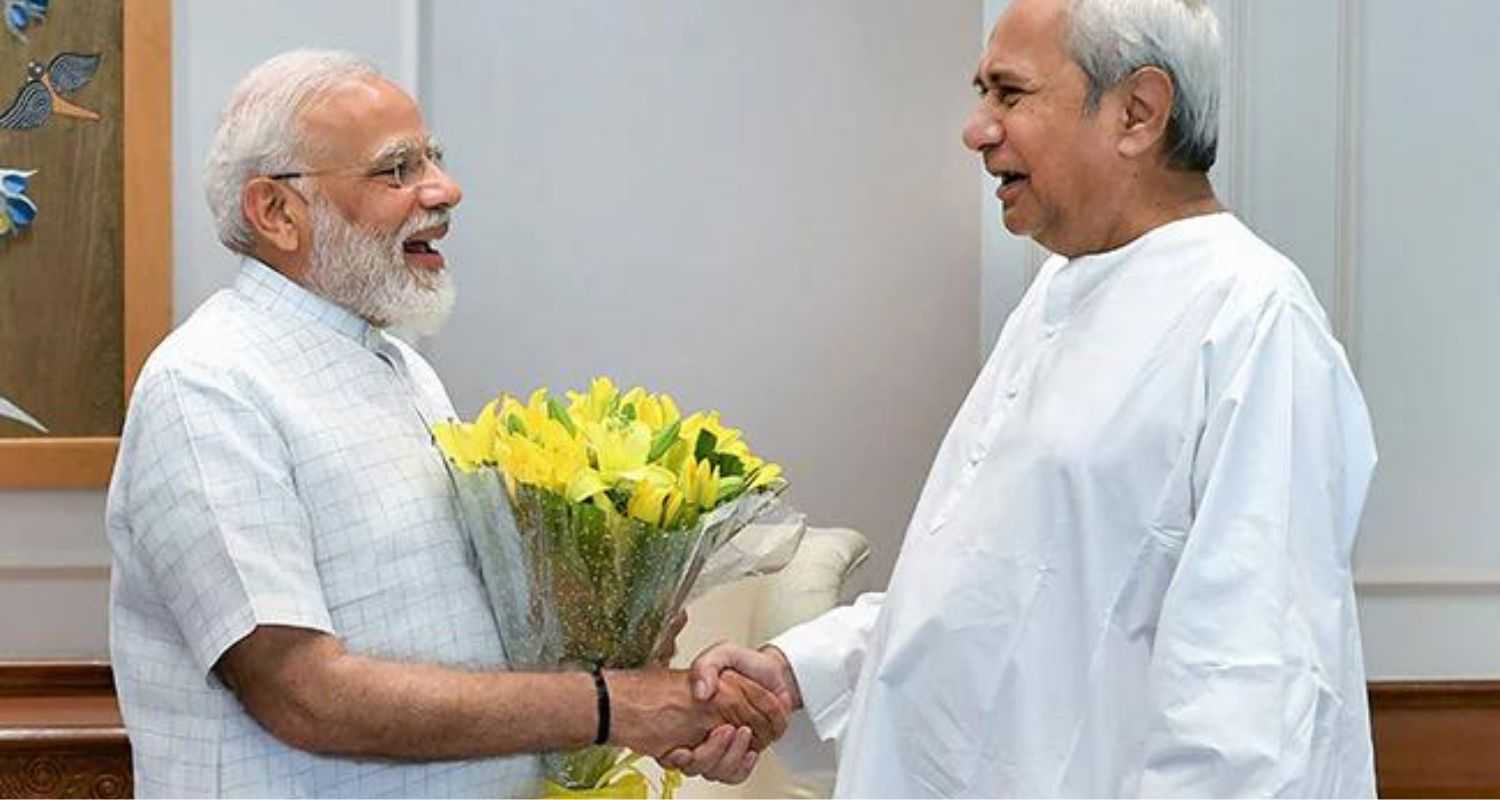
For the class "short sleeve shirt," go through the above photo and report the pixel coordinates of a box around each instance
[106,259,540,797]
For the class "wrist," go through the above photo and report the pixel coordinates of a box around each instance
[600,668,688,749]
[758,644,803,711]
[589,664,611,746]
[600,669,629,747]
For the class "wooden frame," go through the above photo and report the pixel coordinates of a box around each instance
[0,0,172,489]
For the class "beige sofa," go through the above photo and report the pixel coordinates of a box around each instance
[671,526,870,799]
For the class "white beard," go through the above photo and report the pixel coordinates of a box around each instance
[304,194,456,337]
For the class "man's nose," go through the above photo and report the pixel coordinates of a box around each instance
[418,161,463,210]
[961,103,1003,153]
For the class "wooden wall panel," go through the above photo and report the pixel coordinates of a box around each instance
[0,663,1497,798]
[0,662,130,799]
[1371,681,1500,798]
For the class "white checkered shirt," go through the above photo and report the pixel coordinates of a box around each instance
[106,259,541,797]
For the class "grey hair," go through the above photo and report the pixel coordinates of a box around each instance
[1067,0,1221,171]
[203,50,381,252]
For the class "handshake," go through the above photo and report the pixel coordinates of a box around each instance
[606,642,804,785]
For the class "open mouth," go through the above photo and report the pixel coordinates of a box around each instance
[401,226,447,271]
[995,170,1029,204]
[999,170,1028,187]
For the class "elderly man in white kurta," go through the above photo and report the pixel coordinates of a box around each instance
[673,0,1379,796]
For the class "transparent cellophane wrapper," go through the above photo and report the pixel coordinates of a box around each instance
[449,467,804,797]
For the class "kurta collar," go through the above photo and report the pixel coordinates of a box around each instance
[1044,211,1236,326]
[233,258,393,353]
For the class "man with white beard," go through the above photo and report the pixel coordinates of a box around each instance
[105,51,784,798]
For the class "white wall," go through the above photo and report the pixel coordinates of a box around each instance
[422,0,981,596]
[980,0,1500,679]
[1344,0,1500,677]
[10,1,1497,681]
[0,0,980,654]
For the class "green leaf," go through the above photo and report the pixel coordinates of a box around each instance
[505,413,526,435]
[711,453,744,477]
[716,475,746,504]
[647,418,681,463]
[547,396,577,436]
[694,429,717,461]
[620,403,637,422]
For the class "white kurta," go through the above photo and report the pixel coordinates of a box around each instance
[773,213,1378,798]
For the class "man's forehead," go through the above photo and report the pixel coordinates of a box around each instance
[998,0,1071,34]
[304,77,401,120]
[301,76,429,158]
[979,0,1070,79]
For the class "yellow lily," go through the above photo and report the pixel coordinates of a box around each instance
[619,386,647,418]
[748,462,783,490]
[700,413,744,454]
[677,412,704,447]
[567,468,610,504]
[675,457,719,510]
[437,379,783,522]
[632,391,680,432]
[494,436,547,489]
[541,756,681,799]
[662,490,685,526]
[498,388,552,438]
[496,419,589,496]
[700,461,720,508]
[543,773,648,799]
[588,420,652,476]
[626,481,669,525]
[432,420,487,472]
[472,398,501,452]
[568,376,619,426]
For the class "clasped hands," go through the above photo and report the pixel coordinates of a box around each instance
[609,642,803,785]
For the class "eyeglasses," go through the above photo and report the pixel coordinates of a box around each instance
[267,144,448,189]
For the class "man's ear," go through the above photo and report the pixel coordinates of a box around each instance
[1116,65,1174,160]
[241,178,305,253]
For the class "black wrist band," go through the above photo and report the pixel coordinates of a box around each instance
[590,664,611,746]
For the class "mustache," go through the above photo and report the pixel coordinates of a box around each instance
[396,209,451,242]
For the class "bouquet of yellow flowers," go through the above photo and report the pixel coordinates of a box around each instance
[433,377,801,798]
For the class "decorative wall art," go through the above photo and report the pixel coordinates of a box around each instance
[3,0,48,44]
[0,0,169,488]
[0,167,41,431]
[0,50,104,128]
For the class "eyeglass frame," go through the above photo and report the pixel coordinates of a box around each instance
[265,141,448,190]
